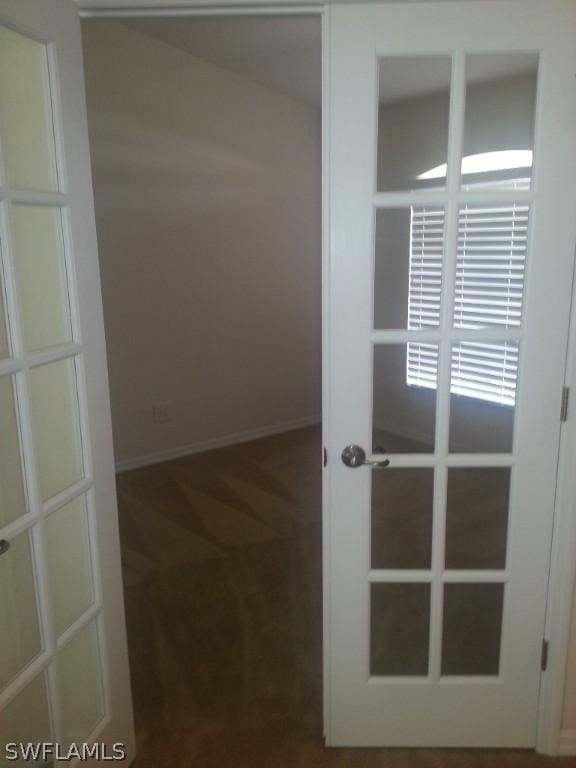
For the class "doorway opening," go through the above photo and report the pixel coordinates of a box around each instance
[80,13,324,764]
[78,7,576,766]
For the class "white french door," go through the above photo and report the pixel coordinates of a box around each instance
[325,0,576,748]
[0,1,134,764]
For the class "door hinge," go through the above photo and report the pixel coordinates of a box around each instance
[541,639,549,672]
[561,386,570,422]
[323,447,328,467]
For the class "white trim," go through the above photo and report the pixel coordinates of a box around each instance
[75,0,520,9]
[558,730,576,756]
[79,7,321,17]
[76,0,319,6]
[536,244,576,754]
[320,2,330,742]
[77,2,321,17]
[115,415,321,473]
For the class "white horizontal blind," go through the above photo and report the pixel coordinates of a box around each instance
[407,181,529,406]
[449,340,520,406]
[454,202,528,330]
[408,206,444,331]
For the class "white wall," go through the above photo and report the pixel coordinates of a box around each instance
[81,20,321,467]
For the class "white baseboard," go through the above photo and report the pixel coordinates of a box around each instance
[559,729,576,756]
[115,414,321,473]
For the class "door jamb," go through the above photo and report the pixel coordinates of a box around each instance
[76,0,575,756]
[537,251,576,755]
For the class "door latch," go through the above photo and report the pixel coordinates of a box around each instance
[341,445,390,469]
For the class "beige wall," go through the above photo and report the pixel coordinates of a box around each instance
[81,20,321,466]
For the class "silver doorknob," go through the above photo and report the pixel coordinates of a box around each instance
[341,445,390,469]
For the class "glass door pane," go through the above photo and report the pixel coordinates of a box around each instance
[445,468,510,569]
[371,583,431,675]
[374,207,445,330]
[10,205,72,352]
[462,53,538,190]
[441,583,504,675]
[0,674,52,765]
[378,56,452,192]
[371,468,434,569]
[28,358,83,501]
[0,375,27,527]
[45,495,94,637]
[0,530,42,689]
[373,343,438,453]
[0,26,58,191]
[55,621,104,745]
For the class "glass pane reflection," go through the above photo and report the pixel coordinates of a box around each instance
[371,583,430,676]
[0,26,58,191]
[55,621,104,746]
[372,469,434,569]
[373,344,437,454]
[445,468,510,570]
[29,359,83,501]
[374,207,444,331]
[378,56,451,192]
[449,342,518,454]
[0,530,42,689]
[462,53,538,190]
[442,583,504,675]
[1,674,52,764]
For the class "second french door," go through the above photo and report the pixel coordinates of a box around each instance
[325,0,576,748]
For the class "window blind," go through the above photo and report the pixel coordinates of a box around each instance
[407,186,528,407]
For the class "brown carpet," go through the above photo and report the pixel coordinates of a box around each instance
[116,426,573,767]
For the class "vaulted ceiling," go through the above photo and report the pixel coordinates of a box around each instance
[120,16,322,108]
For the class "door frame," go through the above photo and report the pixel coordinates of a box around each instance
[76,0,576,755]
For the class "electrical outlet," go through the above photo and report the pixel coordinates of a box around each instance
[152,401,172,424]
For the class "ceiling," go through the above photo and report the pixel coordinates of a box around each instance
[120,16,322,108]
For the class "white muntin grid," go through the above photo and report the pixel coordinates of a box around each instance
[367,49,537,684]
[0,23,110,750]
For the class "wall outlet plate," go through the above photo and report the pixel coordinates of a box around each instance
[152,401,172,424]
